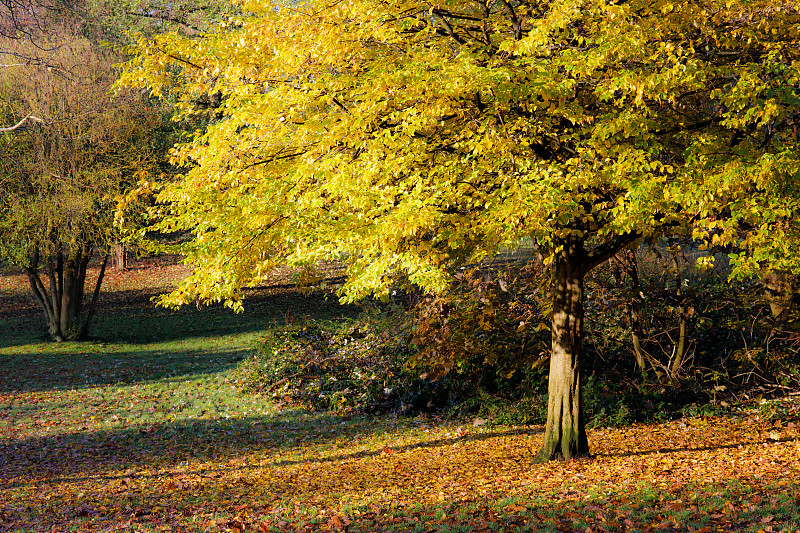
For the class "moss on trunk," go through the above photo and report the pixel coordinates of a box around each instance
[536,249,590,462]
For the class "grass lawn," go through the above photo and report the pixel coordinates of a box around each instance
[1,258,800,532]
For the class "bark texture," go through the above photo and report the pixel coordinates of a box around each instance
[536,247,590,462]
[113,243,127,270]
[763,271,797,320]
[536,232,641,462]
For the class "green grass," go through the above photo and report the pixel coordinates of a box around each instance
[3,261,800,532]
[0,260,365,471]
[0,285,318,448]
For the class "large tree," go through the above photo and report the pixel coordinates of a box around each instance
[0,35,162,340]
[119,0,800,460]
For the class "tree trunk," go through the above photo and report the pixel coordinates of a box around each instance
[613,251,649,375]
[113,243,127,270]
[59,246,77,338]
[669,252,687,379]
[763,271,796,320]
[50,250,62,335]
[536,245,590,462]
[531,231,641,462]
[81,251,109,338]
[24,243,98,341]
[25,249,58,338]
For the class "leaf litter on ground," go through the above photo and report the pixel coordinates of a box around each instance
[1,259,800,532]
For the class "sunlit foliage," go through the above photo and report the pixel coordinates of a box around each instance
[119,0,800,458]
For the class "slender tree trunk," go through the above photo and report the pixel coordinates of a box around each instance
[76,243,90,308]
[24,248,58,338]
[536,245,590,462]
[613,251,648,375]
[53,250,59,307]
[669,253,686,378]
[81,251,109,338]
[49,250,62,333]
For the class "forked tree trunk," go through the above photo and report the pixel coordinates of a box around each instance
[536,247,590,462]
[24,243,101,341]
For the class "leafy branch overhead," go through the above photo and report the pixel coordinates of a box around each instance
[121,0,800,303]
[119,0,800,459]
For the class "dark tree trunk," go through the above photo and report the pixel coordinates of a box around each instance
[669,252,686,378]
[81,251,109,338]
[613,250,651,376]
[59,246,78,338]
[24,243,100,341]
[536,242,590,462]
[49,250,62,334]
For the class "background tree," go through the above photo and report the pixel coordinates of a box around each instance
[89,0,238,42]
[0,34,162,340]
[119,0,800,460]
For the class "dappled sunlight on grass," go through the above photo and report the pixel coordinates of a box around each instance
[3,259,800,532]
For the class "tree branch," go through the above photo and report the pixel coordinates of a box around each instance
[431,9,466,45]
[499,0,522,40]
[81,250,109,338]
[122,9,203,34]
[584,231,642,272]
[0,114,43,132]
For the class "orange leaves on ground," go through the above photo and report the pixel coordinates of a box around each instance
[2,411,800,531]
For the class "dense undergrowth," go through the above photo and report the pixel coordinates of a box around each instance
[4,254,800,532]
[235,246,800,429]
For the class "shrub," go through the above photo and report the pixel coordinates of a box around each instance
[234,306,464,413]
[409,264,550,386]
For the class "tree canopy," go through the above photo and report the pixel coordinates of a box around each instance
[120,0,800,459]
[0,34,163,339]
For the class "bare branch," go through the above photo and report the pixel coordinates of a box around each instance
[0,114,43,132]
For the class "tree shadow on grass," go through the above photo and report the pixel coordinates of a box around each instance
[0,413,541,489]
[1,281,360,349]
[0,288,361,392]
[88,288,359,345]
[7,405,796,492]
[0,347,252,393]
